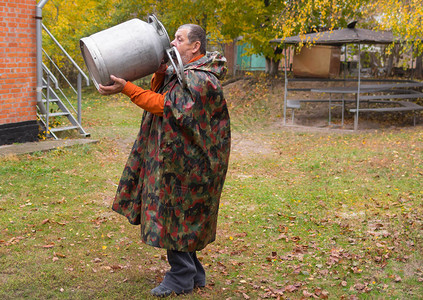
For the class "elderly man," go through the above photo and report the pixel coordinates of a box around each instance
[98,23,231,297]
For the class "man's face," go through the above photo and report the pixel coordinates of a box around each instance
[171,28,197,65]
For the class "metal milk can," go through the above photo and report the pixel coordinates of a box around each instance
[80,14,185,89]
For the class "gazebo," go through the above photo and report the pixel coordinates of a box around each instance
[271,24,423,130]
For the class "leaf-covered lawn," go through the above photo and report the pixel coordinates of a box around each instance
[1,80,422,299]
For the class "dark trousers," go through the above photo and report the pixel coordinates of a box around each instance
[161,250,206,293]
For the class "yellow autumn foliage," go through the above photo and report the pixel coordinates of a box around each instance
[40,0,423,74]
[366,0,423,54]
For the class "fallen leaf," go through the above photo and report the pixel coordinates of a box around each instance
[351,267,362,274]
[285,285,299,293]
[235,232,247,237]
[320,290,329,299]
[277,233,288,241]
[291,236,301,242]
[110,265,124,270]
[302,290,315,298]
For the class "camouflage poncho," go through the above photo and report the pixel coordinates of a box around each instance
[112,52,231,252]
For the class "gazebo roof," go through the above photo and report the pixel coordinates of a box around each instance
[271,28,394,45]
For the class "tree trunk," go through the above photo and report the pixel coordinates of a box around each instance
[385,45,397,77]
[415,54,423,79]
[265,57,280,76]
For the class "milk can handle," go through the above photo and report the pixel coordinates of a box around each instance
[148,14,165,36]
[166,47,187,88]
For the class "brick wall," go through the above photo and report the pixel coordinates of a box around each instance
[0,0,38,144]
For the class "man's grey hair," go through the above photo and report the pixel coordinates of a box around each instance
[178,24,207,55]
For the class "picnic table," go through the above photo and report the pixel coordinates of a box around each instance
[313,82,423,128]
[287,81,423,129]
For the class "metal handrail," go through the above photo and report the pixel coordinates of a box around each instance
[41,26,87,124]
[42,49,77,94]
[36,0,49,115]
[42,24,90,86]
[42,62,58,89]
[36,0,90,137]
[41,56,79,117]
[41,76,78,117]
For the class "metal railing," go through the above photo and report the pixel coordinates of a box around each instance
[41,25,90,124]
[36,0,90,129]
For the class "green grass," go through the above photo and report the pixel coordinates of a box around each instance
[1,77,422,299]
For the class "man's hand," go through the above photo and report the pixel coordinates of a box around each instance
[157,58,168,73]
[98,75,127,95]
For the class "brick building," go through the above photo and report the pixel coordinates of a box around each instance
[0,0,39,146]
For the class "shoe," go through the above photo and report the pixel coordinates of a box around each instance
[194,282,206,289]
[150,284,174,298]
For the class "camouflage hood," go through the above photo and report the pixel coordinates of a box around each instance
[184,51,227,81]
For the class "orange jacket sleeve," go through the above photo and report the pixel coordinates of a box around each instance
[151,70,166,92]
[121,71,167,116]
[122,56,203,116]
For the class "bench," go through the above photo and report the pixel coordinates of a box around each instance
[287,88,314,92]
[350,101,423,125]
[287,98,356,108]
[361,82,423,89]
[350,101,423,113]
[287,99,356,124]
[287,100,301,109]
[360,93,423,101]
